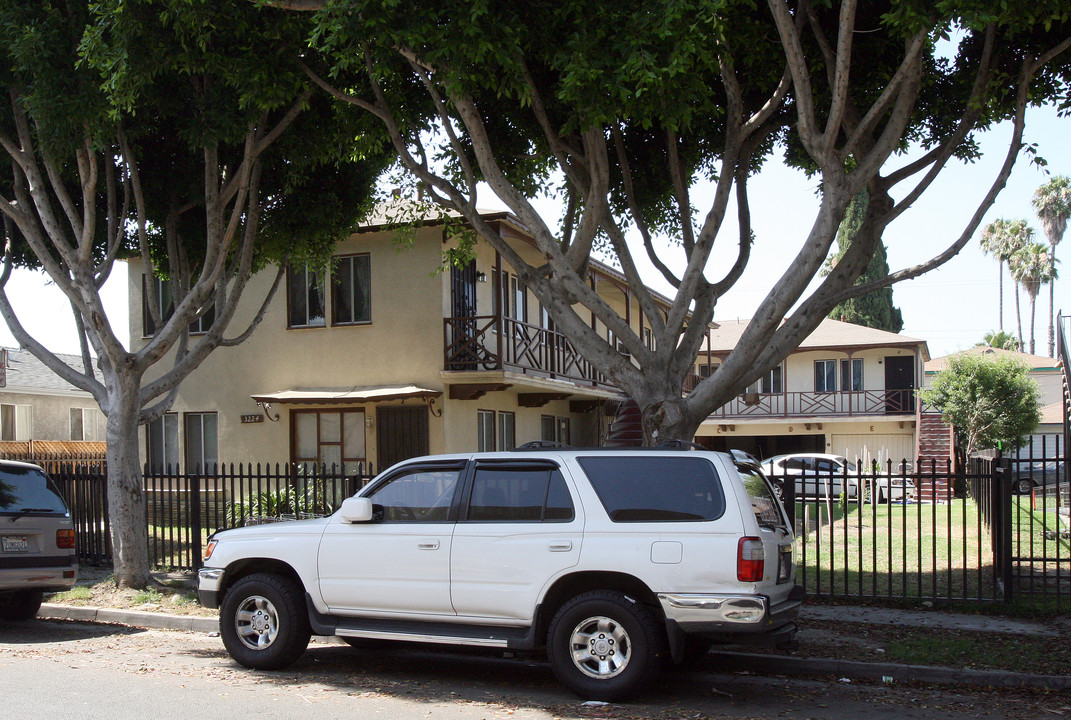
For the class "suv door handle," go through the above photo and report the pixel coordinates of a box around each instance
[417,540,440,550]
[549,542,572,552]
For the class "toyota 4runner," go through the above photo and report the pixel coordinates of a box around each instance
[198,446,802,700]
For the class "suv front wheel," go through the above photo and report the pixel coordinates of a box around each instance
[220,573,311,670]
[547,590,666,701]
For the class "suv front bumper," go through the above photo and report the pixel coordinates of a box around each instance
[657,584,804,634]
[197,567,225,609]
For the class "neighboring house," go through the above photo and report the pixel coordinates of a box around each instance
[689,318,930,463]
[0,347,106,457]
[924,346,1066,459]
[128,204,686,473]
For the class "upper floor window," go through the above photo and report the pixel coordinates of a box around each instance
[697,362,719,379]
[840,358,864,392]
[502,273,527,322]
[332,254,371,325]
[814,359,837,393]
[747,364,783,394]
[643,327,656,351]
[288,266,326,328]
[0,403,31,442]
[70,407,104,442]
[142,275,214,336]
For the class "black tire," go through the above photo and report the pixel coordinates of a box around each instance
[219,573,311,670]
[1014,478,1034,495]
[0,590,43,622]
[547,591,666,701]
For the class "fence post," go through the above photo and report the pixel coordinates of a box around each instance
[992,456,1014,602]
[190,470,203,570]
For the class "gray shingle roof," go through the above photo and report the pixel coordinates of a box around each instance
[1,347,95,395]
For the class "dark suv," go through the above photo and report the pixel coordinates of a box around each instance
[0,460,78,621]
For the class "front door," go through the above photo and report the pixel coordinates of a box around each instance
[884,356,916,415]
[377,405,429,471]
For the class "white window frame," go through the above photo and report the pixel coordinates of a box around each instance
[331,253,372,325]
[184,412,219,473]
[840,358,864,392]
[147,413,179,472]
[814,359,838,393]
[477,409,496,452]
[288,265,327,328]
[70,407,105,442]
[498,411,516,451]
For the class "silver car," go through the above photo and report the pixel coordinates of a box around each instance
[0,460,78,621]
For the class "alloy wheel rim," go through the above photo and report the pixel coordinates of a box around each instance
[568,615,632,679]
[235,594,279,651]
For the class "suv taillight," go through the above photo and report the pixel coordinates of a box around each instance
[56,528,75,549]
[737,537,765,582]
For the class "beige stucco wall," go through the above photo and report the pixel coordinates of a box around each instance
[0,389,103,441]
[129,223,607,469]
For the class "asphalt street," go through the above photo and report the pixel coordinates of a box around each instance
[1,618,1067,720]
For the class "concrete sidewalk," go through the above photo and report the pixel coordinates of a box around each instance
[35,601,1070,692]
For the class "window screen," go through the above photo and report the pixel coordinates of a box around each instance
[578,456,725,522]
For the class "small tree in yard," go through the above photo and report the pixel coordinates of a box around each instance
[0,1,392,587]
[920,353,1041,458]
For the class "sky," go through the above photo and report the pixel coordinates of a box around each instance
[1,103,1068,362]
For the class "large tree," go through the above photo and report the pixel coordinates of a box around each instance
[825,190,904,332]
[920,352,1040,457]
[1031,174,1071,357]
[0,1,392,587]
[281,0,1070,444]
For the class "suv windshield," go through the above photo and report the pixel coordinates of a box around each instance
[0,466,69,515]
[738,467,786,530]
[578,456,726,522]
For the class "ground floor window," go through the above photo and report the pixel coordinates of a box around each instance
[70,407,105,441]
[147,413,179,472]
[477,409,496,451]
[185,412,218,473]
[0,403,32,442]
[498,411,516,451]
[541,414,571,445]
[292,409,366,473]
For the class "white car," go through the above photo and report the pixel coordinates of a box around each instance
[760,453,915,504]
[199,446,802,701]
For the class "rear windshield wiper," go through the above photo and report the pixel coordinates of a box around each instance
[10,507,56,522]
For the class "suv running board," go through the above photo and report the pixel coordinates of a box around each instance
[306,594,538,650]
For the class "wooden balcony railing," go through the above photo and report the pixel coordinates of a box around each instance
[704,388,916,418]
[444,316,612,388]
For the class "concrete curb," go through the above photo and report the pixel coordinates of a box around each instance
[36,603,1069,692]
[39,603,217,634]
[710,650,1071,691]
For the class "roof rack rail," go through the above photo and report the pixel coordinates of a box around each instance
[654,440,706,451]
[512,441,574,451]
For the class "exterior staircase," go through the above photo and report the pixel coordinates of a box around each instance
[604,398,643,447]
[915,410,954,503]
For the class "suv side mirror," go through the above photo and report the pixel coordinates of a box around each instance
[339,497,375,523]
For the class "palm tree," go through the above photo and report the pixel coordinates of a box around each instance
[977,330,1020,351]
[1010,242,1059,354]
[980,218,1032,342]
[1032,175,1071,357]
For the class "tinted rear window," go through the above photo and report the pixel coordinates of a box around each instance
[578,456,725,522]
[0,466,69,515]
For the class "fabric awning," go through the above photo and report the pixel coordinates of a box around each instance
[251,384,442,405]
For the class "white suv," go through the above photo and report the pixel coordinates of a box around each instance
[198,446,801,700]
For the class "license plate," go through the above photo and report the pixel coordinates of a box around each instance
[2,536,29,553]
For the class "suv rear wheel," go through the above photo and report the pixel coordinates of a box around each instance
[220,573,311,670]
[547,590,665,701]
[0,589,44,622]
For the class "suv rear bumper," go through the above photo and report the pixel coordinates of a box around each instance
[0,562,78,594]
[657,584,804,633]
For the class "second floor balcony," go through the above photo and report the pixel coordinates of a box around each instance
[705,388,916,419]
[444,315,615,390]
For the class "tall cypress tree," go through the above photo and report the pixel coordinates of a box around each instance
[826,190,904,332]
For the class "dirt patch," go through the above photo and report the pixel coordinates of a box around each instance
[48,564,215,617]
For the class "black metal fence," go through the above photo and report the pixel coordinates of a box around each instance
[42,461,375,572]
[766,441,1068,610]
[30,442,1071,610]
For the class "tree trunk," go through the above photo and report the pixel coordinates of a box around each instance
[640,397,703,447]
[1015,285,1024,350]
[998,261,1004,332]
[1029,294,1037,355]
[104,385,152,589]
[1048,245,1056,357]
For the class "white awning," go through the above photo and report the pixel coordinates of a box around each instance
[251,385,442,405]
